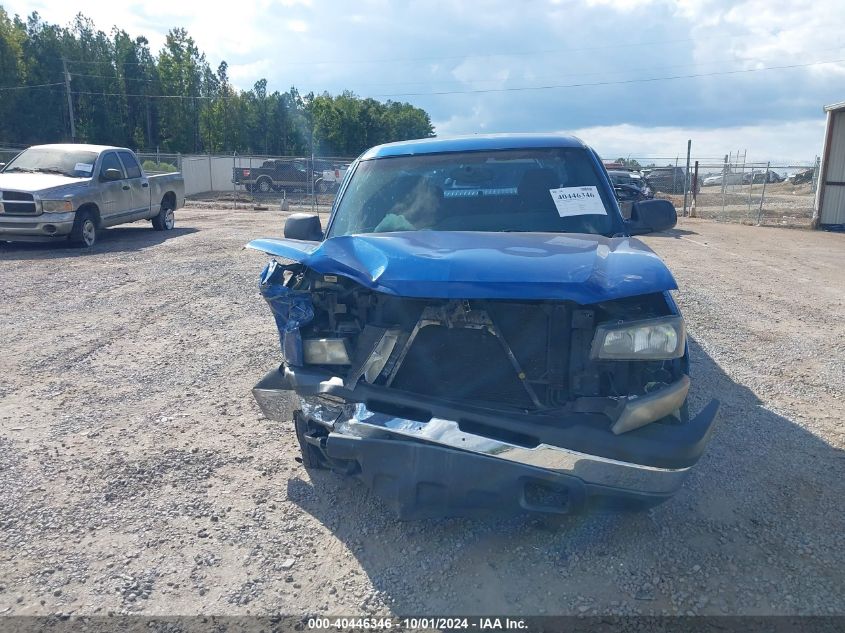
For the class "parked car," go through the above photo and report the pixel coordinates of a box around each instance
[247,134,720,519]
[608,169,653,198]
[613,182,651,219]
[702,172,743,187]
[233,158,332,194]
[644,166,699,194]
[319,164,349,193]
[788,168,815,185]
[742,170,783,185]
[0,144,184,247]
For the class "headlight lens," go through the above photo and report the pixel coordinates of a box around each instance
[303,338,351,365]
[591,316,685,360]
[41,199,73,213]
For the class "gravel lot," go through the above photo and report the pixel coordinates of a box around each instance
[1,204,843,618]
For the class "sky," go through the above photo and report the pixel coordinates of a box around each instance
[5,0,844,162]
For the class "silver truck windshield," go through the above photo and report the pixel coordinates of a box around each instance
[4,148,99,178]
[328,148,622,237]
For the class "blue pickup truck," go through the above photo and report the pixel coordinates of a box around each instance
[248,134,720,519]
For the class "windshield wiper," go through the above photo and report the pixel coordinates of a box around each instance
[3,167,38,173]
[33,168,71,176]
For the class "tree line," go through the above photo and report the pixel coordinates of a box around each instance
[0,9,435,157]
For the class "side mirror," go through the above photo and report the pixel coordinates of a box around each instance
[284,213,323,241]
[626,199,677,235]
[101,168,122,181]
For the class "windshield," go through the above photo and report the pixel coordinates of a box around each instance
[4,148,98,178]
[328,148,623,237]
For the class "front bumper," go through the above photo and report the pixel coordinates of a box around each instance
[0,212,75,241]
[255,365,720,518]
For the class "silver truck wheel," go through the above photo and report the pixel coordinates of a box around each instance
[81,219,96,246]
[257,177,273,194]
[152,200,175,231]
[70,209,98,247]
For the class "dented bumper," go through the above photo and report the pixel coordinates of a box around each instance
[254,365,720,518]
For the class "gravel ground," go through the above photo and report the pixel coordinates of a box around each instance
[0,205,843,618]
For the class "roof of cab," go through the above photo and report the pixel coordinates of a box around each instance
[359,133,587,160]
[29,143,130,153]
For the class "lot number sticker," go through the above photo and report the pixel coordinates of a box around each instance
[549,186,607,217]
[74,163,93,174]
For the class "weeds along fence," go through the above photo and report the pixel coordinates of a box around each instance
[625,154,821,228]
[139,153,357,209]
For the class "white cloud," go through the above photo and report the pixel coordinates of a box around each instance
[566,120,826,163]
[286,19,309,33]
[4,0,843,158]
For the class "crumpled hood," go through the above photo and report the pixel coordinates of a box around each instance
[246,231,676,304]
[0,172,91,194]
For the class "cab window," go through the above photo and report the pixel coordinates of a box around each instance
[118,151,142,179]
[100,153,125,179]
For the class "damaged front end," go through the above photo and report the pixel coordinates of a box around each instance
[251,242,720,519]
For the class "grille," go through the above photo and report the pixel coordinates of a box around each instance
[1,191,37,215]
[391,324,534,408]
[2,191,34,201]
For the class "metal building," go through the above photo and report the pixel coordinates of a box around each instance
[814,101,845,229]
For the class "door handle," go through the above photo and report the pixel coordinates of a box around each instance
[122,185,130,190]
[141,182,149,188]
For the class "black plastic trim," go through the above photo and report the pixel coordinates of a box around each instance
[324,434,671,519]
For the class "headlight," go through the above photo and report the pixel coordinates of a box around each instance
[303,338,351,365]
[41,199,74,213]
[591,316,685,360]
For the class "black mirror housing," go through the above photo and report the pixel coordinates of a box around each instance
[0,163,6,171]
[284,213,323,241]
[101,168,122,181]
[626,199,677,235]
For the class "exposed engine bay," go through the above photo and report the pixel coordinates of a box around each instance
[260,259,689,433]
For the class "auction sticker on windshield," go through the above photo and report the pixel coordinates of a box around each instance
[75,163,93,174]
[549,186,607,217]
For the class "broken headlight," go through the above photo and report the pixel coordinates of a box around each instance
[591,316,685,360]
[303,338,351,365]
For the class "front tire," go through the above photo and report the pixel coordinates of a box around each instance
[70,209,97,247]
[256,177,273,195]
[152,200,175,231]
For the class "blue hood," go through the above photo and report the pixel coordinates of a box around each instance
[246,231,676,304]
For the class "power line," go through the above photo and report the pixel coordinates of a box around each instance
[59,37,699,67]
[370,59,845,97]
[0,81,64,92]
[346,45,845,88]
[70,90,219,99]
[66,45,845,88]
[23,57,840,101]
[70,72,158,82]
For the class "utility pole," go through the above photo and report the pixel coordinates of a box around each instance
[682,139,691,217]
[62,59,76,142]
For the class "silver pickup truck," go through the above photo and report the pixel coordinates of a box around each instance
[0,144,185,247]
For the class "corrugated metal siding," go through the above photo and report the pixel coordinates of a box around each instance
[821,110,845,225]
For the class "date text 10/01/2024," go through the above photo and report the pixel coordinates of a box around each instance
[307,617,528,630]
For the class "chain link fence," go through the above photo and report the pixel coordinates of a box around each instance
[622,153,821,228]
[141,153,356,210]
[1,144,823,228]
